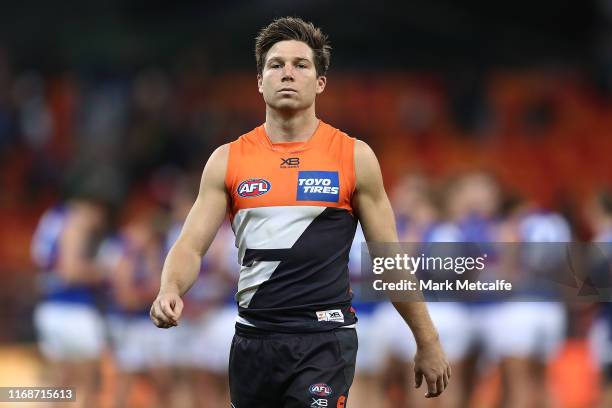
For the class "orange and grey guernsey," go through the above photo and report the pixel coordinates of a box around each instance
[225,120,358,333]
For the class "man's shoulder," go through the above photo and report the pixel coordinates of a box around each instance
[320,121,355,142]
[228,125,262,146]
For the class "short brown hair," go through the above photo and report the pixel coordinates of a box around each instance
[255,17,331,76]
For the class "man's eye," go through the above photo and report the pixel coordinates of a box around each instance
[297,64,306,68]
[271,64,281,68]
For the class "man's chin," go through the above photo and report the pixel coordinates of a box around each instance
[270,100,304,112]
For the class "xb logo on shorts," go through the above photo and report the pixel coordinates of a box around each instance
[297,171,339,202]
[237,178,271,198]
[309,383,333,397]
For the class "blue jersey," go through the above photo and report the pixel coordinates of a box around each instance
[518,211,571,270]
[515,211,572,300]
[105,234,160,317]
[31,206,99,304]
[424,215,500,304]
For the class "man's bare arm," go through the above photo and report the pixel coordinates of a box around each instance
[150,144,230,328]
[352,139,450,397]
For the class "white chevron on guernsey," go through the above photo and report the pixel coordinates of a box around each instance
[231,206,326,308]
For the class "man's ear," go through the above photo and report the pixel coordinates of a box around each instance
[316,75,327,95]
[257,74,263,94]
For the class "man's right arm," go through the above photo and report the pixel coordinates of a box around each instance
[150,144,230,328]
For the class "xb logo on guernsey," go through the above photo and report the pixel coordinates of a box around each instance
[297,171,339,202]
[237,178,271,198]
[280,157,300,168]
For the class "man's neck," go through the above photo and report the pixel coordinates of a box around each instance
[264,106,319,143]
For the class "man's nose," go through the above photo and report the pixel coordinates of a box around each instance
[281,65,295,81]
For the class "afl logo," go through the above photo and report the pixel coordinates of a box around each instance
[309,383,332,397]
[237,179,271,198]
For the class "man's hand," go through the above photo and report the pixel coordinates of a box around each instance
[151,144,229,330]
[150,291,184,329]
[351,140,452,398]
[414,341,451,398]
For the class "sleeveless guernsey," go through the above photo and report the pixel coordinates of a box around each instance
[225,121,358,332]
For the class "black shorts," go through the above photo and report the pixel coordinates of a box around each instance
[229,324,357,408]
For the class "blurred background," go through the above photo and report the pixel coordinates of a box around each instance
[1,0,611,407]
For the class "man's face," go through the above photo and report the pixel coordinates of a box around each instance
[258,40,326,112]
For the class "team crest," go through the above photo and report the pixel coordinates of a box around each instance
[237,179,271,198]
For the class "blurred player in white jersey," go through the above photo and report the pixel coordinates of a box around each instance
[31,195,109,408]
[422,172,504,407]
[104,209,173,408]
[495,200,570,408]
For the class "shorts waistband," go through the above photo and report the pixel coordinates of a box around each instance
[234,322,355,338]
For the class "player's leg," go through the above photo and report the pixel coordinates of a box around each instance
[600,364,612,408]
[118,316,177,408]
[228,328,284,408]
[35,302,105,408]
[153,314,199,408]
[499,356,532,408]
[283,328,357,408]
[533,302,566,407]
[491,302,565,408]
[371,302,416,408]
[192,305,235,407]
[146,367,174,408]
[113,369,134,408]
[350,304,388,408]
[108,316,151,408]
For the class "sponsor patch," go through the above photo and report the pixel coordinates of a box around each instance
[337,395,346,408]
[296,171,339,202]
[316,310,344,323]
[311,397,328,407]
[237,178,271,198]
[309,383,333,397]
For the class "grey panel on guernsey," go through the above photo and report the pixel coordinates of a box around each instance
[232,206,326,308]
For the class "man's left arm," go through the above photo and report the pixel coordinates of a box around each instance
[352,139,451,398]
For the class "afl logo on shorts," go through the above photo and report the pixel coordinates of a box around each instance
[309,383,332,397]
[237,179,271,198]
